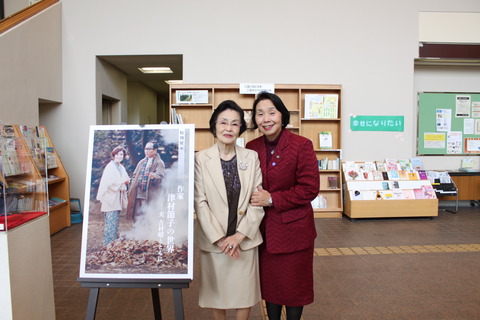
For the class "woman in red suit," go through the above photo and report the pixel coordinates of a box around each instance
[247,91,319,320]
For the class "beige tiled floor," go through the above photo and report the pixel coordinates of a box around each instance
[52,207,480,319]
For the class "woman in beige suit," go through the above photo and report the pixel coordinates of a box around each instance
[194,100,264,320]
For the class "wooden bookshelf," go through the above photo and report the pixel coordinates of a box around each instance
[169,83,343,218]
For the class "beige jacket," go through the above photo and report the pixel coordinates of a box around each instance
[194,143,264,252]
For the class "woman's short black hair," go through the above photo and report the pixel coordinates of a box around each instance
[209,100,247,136]
[251,91,290,129]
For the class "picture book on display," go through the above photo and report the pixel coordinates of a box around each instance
[385,158,399,171]
[319,132,333,149]
[410,157,425,170]
[304,94,338,119]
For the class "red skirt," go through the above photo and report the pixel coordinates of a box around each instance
[259,245,314,306]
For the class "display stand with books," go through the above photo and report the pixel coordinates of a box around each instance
[0,134,55,319]
[169,83,343,218]
[7,125,71,234]
[342,160,438,219]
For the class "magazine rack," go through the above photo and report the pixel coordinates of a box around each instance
[343,161,438,219]
[0,136,54,319]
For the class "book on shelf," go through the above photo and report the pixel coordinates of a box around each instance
[410,157,425,170]
[375,161,386,171]
[398,159,413,171]
[319,132,333,149]
[0,125,15,138]
[392,189,404,199]
[362,161,377,172]
[342,161,357,172]
[327,176,338,189]
[350,190,363,200]
[402,189,416,199]
[422,185,437,199]
[413,188,425,199]
[398,170,408,180]
[344,169,361,180]
[387,171,400,180]
[311,195,328,208]
[304,94,338,119]
[360,170,372,180]
[378,190,394,200]
[371,170,384,180]
[175,90,208,104]
[407,171,419,180]
[385,158,399,171]
[417,170,428,180]
[318,157,340,170]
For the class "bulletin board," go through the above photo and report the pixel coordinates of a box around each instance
[417,92,480,155]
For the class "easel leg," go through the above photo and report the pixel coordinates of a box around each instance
[85,287,100,320]
[151,288,162,320]
[172,288,185,320]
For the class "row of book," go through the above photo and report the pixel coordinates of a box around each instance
[311,195,328,209]
[18,125,58,170]
[0,125,58,177]
[318,157,340,170]
[349,185,436,200]
[343,158,425,172]
[344,168,451,184]
[10,197,47,212]
[170,108,185,124]
[347,179,437,201]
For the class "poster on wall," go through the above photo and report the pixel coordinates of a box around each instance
[79,124,195,280]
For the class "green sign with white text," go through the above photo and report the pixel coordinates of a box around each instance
[350,115,404,132]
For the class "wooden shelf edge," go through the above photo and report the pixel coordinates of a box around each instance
[49,201,68,211]
[314,211,343,218]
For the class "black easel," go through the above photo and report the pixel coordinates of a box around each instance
[78,278,190,320]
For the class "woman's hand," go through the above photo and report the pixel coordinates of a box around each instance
[250,186,271,207]
[221,232,246,260]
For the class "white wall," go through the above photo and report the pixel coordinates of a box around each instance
[96,59,128,124]
[419,12,480,43]
[0,3,62,125]
[3,0,480,202]
[127,82,158,124]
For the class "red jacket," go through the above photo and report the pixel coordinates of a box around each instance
[246,130,319,254]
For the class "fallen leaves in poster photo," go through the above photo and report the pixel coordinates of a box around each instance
[85,239,188,274]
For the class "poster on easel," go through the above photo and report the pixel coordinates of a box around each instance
[79,124,195,280]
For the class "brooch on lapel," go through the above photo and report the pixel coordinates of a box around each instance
[239,161,248,170]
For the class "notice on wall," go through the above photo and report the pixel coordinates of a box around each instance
[446,131,462,154]
[436,109,451,132]
[455,95,471,117]
[424,132,446,149]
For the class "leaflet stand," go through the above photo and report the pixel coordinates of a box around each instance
[78,278,190,320]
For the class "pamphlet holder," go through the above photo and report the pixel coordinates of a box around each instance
[78,278,190,320]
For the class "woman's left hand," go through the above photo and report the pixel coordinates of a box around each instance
[221,232,246,259]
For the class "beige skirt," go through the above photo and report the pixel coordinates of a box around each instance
[199,247,261,309]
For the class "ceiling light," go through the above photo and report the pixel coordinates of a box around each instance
[138,67,173,74]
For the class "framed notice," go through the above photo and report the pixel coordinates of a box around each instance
[79,124,195,280]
